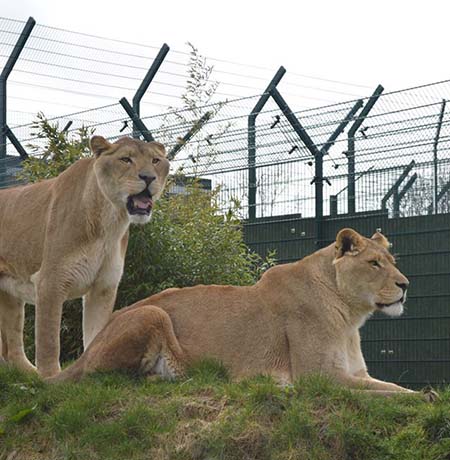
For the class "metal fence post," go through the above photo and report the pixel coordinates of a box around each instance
[269,87,326,247]
[319,99,363,155]
[0,17,35,187]
[433,99,446,214]
[270,89,364,246]
[346,84,384,214]
[5,125,28,159]
[247,66,286,220]
[132,43,169,139]
[119,97,154,141]
[330,195,338,216]
[381,160,415,213]
[394,173,417,217]
[428,179,450,214]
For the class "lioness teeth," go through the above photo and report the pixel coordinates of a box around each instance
[128,189,153,214]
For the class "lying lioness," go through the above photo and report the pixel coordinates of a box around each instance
[0,136,169,378]
[53,228,423,396]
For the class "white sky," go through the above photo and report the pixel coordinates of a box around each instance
[3,0,450,92]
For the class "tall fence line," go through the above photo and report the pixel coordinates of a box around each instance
[2,17,449,236]
[1,70,450,228]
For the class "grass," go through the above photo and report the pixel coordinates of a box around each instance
[1,362,449,460]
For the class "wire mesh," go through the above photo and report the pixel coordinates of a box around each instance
[143,80,450,221]
[1,78,450,222]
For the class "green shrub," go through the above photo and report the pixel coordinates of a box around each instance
[117,181,274,307]
[19,115,274,363]
[17,111,93,182]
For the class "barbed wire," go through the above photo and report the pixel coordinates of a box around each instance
[0,16,371,119]
[0,17,371,90]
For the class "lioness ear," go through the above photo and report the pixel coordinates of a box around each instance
[371,231,391,249]
[90,136,112,157]
[335,228,366,259]
[149,141,167,157]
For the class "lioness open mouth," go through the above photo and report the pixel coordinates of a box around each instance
[127,189,153,216]
[376,299,403,309]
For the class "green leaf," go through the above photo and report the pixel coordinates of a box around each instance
[10,404,37,423]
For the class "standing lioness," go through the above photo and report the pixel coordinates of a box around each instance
[54,229,422,397]
[0,136,169,378]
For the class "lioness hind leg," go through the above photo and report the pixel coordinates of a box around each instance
[141,345,184,380]
[52,305,185,383]
[138,305,186,380]
[0,290,36,372]
[153,340,186,380]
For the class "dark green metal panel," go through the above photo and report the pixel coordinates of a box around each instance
[245,216,316,263]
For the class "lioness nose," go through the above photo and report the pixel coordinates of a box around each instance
[139,174,156,186]
[396,282,409,292]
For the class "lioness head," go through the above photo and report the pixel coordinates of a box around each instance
[333,228,409,317]
[90,136,170,224]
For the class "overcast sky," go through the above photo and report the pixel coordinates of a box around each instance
[3,0,450,92]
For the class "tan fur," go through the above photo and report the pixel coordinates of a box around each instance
[0,136,169,378]
[54,228,420,396]
[50,305,185,382]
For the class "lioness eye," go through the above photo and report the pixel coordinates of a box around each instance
[370,260,380,267]
[120,157,132,164]
[152,158,160,164]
